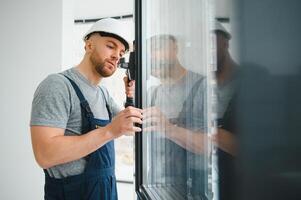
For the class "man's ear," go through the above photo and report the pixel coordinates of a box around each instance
[175,43,178,54]
[171,41,178,55]
[85,40,94,52]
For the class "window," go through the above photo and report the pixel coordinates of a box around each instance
[135,0,217,199]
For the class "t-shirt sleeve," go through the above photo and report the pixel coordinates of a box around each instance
[30,74,71,129]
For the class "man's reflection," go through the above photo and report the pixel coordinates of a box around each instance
[212,21,239,156]
[176,21,239,200]
[212,21,239,200]
[149,34,205,119]
[146,34,205,193]
[144,21,240,200]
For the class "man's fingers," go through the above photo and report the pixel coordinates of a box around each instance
[124,107,143,118]
[124,126,142,136]
[124,76,135,87]
[124,106,142,112]
[128,80,135,87]
[143,126,157,132]
[142,107,162,118]
[129,117,143,124]
[133,126,142,132]
[123,76,129,84]
[143,116,161,125]
[126,125,142,133]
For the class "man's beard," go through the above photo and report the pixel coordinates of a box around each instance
[217,53,225,73]
[151,59,175,79]
[90,51,116,77]
[151,66,173,79]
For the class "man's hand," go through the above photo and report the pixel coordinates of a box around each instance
[123,76,135,98]
[143,106,172,135]
[210,128,237,156]
[106,106,143,137]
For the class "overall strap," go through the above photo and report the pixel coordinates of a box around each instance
[61,74,94,119]
[98,86,113,121]
[176,76,206,127]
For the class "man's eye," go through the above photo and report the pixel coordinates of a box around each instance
[107,45,114,49]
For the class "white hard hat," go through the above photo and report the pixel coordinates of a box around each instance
[83,18,131,51]
[214,20,231,39]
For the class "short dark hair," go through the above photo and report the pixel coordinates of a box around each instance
[215,30,231,40]
[150,34,177,44]
[149,34,178,51]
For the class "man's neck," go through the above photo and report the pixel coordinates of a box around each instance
[76,58,102,86]
[161,62,187,84]
[216,56,236,85]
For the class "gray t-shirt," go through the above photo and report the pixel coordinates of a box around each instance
[150,71,204,119]
[149,71,205,184]
[216,79,236,119]
[30,67,121,178]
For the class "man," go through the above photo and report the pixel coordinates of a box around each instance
[176,21,239,200]
[30,18,142,200]
[145,34,205,196]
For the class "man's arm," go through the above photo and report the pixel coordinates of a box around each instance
[31,126,112,169]
[165,125,208,154]
[210,128,237,156]
[143,107,208,154]
[166,126,237,156]
[31,106,142,169]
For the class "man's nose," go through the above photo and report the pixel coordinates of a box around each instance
[111,52,120,64]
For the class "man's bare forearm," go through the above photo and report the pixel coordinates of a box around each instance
[166,125,208,154]
[32,126,114,169]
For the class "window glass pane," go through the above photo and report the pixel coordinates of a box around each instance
[140,0,216,199]
[138,0,301,199]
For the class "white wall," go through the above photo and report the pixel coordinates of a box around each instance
[74,0,133,19]
[0,0,63,199]
[0,0,135,199]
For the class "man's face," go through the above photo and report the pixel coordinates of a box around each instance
[88,34,126,77]
[150,37,178,79]
[216,32,229,71]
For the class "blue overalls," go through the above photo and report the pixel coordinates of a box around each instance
[43,75,117,200]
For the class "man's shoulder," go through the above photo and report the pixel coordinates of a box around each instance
[34,73,72,97]
[186,70,206,81]
[31,73,74,129]
[185,70,207,87]
[40,73,67,85]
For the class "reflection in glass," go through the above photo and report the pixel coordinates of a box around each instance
[136,1,301,199]
[140,0,216,199]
